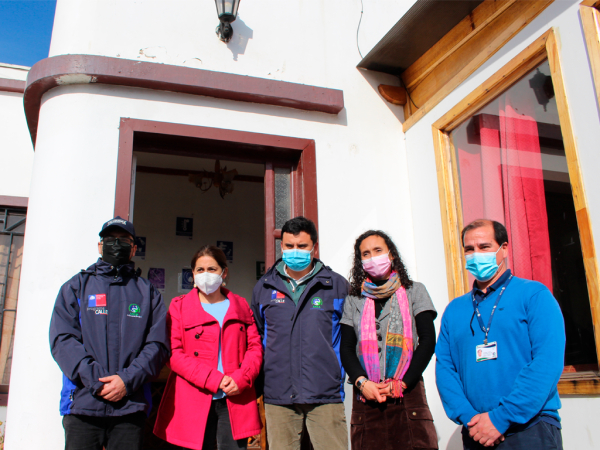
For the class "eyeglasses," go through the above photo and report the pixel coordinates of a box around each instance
[102,237,134,247]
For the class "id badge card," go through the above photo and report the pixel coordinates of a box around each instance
[476,342,498,362]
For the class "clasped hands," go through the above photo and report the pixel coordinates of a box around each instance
[359,378,404,403]
[468,412,505,447]
[219,375,240,396]
[96,375,127,402]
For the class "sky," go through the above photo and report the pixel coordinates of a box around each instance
[0,0,56,67]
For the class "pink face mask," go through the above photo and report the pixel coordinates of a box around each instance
[362,252,392,279]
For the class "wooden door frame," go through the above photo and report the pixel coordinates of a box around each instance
[114,118,318,268]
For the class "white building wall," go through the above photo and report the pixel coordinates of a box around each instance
[0,64,34,199]
[6,2,416,448]
[48,0,413,89]
[403,1,600,449]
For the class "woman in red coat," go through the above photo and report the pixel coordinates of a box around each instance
[154,245,263,450]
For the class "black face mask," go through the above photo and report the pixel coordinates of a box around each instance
[102,239,132,267]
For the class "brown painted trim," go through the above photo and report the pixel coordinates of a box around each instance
[115,119,135,219]
[301,141,319,233]
[24,54,344,145]
[264,163,276,267]
[136,165,264,183]
[0,78,25,94]
[0,196,28,208]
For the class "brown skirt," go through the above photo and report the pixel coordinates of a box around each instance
[350,380,438,450]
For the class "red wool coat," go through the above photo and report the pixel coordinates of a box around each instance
[153,288,263,450]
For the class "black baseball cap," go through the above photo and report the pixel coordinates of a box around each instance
[99,216,136,239]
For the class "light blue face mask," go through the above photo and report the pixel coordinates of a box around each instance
[465,247,504,282]
[282,247,314,272]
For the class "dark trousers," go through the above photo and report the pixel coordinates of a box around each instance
[202,398,247,450]
[63,412,145,450]
[462,421,563,450]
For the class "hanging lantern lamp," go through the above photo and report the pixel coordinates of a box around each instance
[215,0,241,43]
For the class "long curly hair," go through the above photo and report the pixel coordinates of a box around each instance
[348,230,413,297]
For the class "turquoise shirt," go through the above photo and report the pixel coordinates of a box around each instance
[276,260,323,304]
[202,299,230,400]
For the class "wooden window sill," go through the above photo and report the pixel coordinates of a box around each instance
[558,371,600,395]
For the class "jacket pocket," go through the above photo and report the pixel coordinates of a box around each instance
[406,406,438,449]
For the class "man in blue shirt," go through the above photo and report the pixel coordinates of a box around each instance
[436,219,565,449]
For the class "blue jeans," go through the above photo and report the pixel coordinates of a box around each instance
[462,421,563,450]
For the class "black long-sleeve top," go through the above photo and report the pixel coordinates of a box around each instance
[340,305,436,390]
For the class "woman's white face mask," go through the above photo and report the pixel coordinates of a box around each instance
[194,271,223,295]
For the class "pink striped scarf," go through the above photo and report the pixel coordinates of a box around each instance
[359,273,413,399]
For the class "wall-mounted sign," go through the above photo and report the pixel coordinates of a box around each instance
[217,241,233,262]
[148,268,165,293]
[176,217,193,237]
[256,261,265,280]
[135,236,146,259]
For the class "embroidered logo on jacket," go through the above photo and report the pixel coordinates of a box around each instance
[271,290,285,303]
[88,294,106,307]
[127,303,142,318]
[311,297,323,308]
[88,294,108,314]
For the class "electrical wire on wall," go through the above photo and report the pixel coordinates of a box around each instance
[399,76,419,110]
[357,0,364,58]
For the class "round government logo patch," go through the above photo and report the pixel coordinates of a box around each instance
[128,303,141,317]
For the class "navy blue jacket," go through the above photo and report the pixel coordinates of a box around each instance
[49,259,169,417]
[251,259,348,405]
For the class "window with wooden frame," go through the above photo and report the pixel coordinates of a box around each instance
[432,29,600,394]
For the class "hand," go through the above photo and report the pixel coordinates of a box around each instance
[361,380,386,403]
[378,382,392,397]
[221,376,240,396]
[378,380,406,397]
[97,375,127,402]
[219,375,231,391]
[468,413,502,447]
[493,436,506,446]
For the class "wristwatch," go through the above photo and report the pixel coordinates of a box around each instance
[356,377,367,390]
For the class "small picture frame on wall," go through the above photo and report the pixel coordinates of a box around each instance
[148,268,165,293]
[176,217,193,237]
[217,241,233,262]
[135,236,146,259]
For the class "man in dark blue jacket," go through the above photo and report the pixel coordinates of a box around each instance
[251,216,348,450]
[49,217,169,450]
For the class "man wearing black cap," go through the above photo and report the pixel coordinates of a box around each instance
[50,216,169,450]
